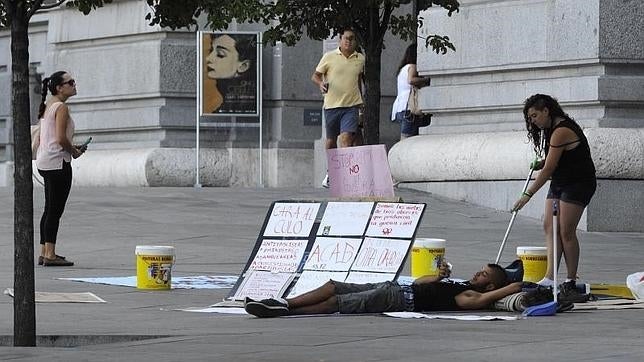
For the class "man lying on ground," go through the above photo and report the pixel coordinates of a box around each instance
[245,261,555,318]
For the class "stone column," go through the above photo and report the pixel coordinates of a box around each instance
[390,0,644,231]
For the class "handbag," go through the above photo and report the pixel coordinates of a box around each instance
[404,87,432,128]
[31,120,41,160]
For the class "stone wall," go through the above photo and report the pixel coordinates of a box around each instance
[393,0,644,231]
[0,0,404,187]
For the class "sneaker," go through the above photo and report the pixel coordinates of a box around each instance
[557,301,574,313]
[322,174,330,188]
[558,280,591,303]
[521,286,554,308]
[42,256,74,267]
[244,298,289,318]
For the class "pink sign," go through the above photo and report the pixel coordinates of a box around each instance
[326,145,395,198]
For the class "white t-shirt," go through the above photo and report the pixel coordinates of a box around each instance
[390,64,413,120]
[36,102,74,170]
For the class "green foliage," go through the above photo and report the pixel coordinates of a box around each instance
[144,0,263,31]
[66,0,113,15]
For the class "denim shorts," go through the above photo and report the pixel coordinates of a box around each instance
[547,179,596,207]
[394,111,420,137]
[325,106,359,139]
[332,280,412,314]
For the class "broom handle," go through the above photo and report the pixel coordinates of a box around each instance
[553,200,559,304]
[495,168,534,264]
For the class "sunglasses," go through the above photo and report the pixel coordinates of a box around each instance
[62,79,76,87]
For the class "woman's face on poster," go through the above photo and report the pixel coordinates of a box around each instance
[206,35,250,79]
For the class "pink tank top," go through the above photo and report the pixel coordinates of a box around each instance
[36,102,75,170]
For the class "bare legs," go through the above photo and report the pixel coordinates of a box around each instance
[285,281,340,315]
[543,199,585,280]
[326,132,354,150]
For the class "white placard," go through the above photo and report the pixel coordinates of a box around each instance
[248,239,308,273]
[351,237,412,273]
[317,202,374,236]
[287,270,347,298]
[233,271,294,300]
[365,203,425,238]
[263,203,321,237]
[344,271,397,284]
[303,237,363,272]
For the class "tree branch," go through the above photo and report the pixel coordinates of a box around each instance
[39,0,65,11]
[26,0,45,18]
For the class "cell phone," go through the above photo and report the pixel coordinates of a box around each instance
[80,137,92,147]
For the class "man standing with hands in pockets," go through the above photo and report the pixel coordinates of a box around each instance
[312,27,365,188]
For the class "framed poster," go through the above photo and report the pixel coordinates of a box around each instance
[200,31,260,116]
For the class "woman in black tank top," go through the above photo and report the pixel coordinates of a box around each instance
[511,94,596,301]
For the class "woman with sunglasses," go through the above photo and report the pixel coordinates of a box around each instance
[35,71,86,267]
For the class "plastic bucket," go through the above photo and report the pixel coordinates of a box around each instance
[517,246,547,283]
[411,238,446,278]
[135,245,175,290]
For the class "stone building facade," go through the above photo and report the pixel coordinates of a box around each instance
[390,0,644,231]
[1,0,642,231]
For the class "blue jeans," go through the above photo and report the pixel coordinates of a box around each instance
[394,111,419,137]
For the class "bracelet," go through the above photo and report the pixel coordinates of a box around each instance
[522,191,533,198]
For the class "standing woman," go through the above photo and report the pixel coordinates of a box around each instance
[36,71,85,266]
[390,43,430,139]
[512,94,596,302]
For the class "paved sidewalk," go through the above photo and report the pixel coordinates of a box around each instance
[1,186,642,361]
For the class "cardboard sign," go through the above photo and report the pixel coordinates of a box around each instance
[228,201,426,301]
[248,239,308,273]
[327,145,394,198]
[366,203,425,238]
[263,203,320,237]
[317,202,373,236]
[352,237,412,273]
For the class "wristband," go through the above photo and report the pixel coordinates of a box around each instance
[522,191,533,198]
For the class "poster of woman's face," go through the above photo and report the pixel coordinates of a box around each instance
[201,32,259,116]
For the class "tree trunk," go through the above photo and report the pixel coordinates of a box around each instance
[362,47,383,145]
[11,3,37,347]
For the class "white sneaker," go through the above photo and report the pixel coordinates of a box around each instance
[322,174,330,188]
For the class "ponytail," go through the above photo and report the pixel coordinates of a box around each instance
[37,71,68,119]
[37,77,50,119]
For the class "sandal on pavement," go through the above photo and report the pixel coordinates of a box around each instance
[38,254,66,266]
[42,256,74,267]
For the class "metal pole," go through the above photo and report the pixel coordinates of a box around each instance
[195,31,202,188]
[258,32,263,188]
[552,200,559,304]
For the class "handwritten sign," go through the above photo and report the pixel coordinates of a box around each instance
[352,237,412,273]
[227,201,426,301]
[248,239,308,273]
[345,271,397,284]
[263,203,320,237]
[233,271,294,300]
[303,237,362,272]
[327,145,394,198]
[365,203,425,238]
[317,202,374,236]
[287,270,347,298]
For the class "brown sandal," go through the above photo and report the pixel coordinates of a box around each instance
[42,256,74,267]
[38,254,66,266]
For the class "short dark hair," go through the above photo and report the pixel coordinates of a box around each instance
[486,263,508,289]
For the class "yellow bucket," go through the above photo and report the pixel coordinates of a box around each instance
[411,238,446,278]
[517,246,547,283]
[135,245,175,290]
